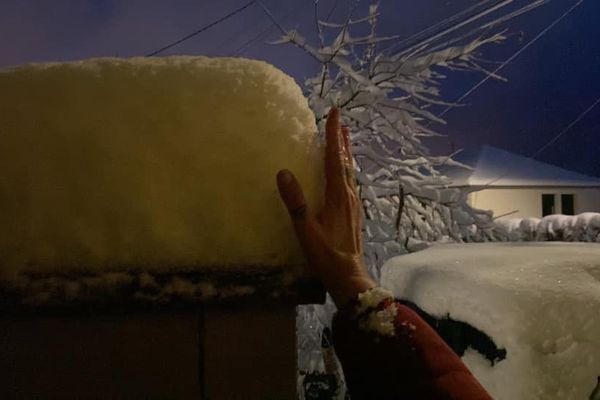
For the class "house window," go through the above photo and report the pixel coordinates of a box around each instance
[542,194,555,216]
[561,194,574,215]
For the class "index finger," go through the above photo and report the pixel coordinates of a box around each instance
[341,126,357,191]
[325,108,348,204]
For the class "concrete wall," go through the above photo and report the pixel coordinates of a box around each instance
[469,187,600,220]
[0,312,202,399]
[202,306,296,400]
[0,306,297,399]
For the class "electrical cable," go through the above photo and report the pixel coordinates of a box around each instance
[383,0,500,55]
[482,94,600,187]
[531,95,600,160]
[229,2,302,56]
[146,0,256,57]
[436,0,586,121]
[393,0,515,60]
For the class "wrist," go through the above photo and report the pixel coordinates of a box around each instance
[329,273,377,309]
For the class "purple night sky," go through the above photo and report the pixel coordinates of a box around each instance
[1,0,598,177]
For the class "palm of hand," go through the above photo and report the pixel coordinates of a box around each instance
[277,108,375,308]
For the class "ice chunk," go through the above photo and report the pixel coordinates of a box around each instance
[381,242,600,400]
[0,57,323,275]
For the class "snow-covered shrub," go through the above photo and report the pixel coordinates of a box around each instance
[574,212,600,242]
[498,213,600,243]
[495,217,523,241]
[536,214,575,241]
[519,217,542,241]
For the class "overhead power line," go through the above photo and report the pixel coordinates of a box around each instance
[432,0,590,187]
[254,0,288,35]
[229,23,275,56]
[383,0,501,55]
[396,0,515,60]
[531,95,600,160]
[146,0,257,57]
[229,2,302,56]
[482,94,600,187]
[437,0,586,120]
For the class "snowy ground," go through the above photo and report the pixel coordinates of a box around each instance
[381,242,600,400]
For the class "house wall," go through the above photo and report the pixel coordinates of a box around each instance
[468,187,600,220]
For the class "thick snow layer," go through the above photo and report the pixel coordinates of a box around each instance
[381,242,600,400]
[496,213,600,242]
[444,145,600,187]
[0,57,323,275]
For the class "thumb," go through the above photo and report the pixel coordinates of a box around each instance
[276,169,308,223]
[276,169,324,273]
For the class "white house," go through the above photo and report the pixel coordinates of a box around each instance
[445,146,600,220]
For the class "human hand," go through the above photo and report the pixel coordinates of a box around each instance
[277,108,376,308]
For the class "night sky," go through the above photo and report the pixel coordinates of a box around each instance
[1,0,598,177]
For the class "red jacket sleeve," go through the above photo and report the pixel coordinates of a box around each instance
[332,292,492,400]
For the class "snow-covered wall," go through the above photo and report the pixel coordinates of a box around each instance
[0,57,323,275]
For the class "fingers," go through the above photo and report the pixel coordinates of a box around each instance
[341,125,350,157]
[325,108,348,205]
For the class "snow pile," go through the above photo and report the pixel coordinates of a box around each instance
[495,213,600,242]
[381,242,600,400]
[0,57,323,276]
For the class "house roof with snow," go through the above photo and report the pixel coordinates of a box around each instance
[444,145,600,188]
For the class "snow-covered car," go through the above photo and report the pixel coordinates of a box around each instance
[382,242,600,400]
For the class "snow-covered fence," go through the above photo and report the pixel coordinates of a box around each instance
[495,213,600,243]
